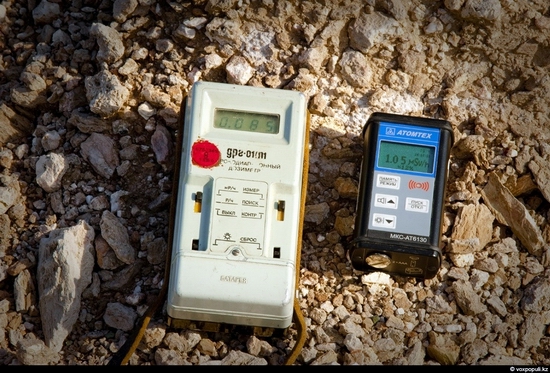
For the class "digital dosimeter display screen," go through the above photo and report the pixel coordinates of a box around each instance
[378,141,435,174]
[214,109,280,134]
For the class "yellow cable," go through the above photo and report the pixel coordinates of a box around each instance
[283,109,310,365]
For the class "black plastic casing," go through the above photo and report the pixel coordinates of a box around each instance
[350,112,454,279]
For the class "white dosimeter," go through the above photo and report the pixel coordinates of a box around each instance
[350,112,453,279]
[166,81,309,331]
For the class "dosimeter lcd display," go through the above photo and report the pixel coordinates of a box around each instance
[350,112,454,279]
[378,141,435,174]
[214,109,280,134]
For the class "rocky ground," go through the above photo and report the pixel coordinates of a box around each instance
[1,0,550,366]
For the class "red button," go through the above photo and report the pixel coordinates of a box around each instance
[191,140,221,168]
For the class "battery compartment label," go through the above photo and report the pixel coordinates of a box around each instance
[210,178,267,256]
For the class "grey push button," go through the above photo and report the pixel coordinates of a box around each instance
[372,213,396,229]
[376,174,400,190]
[405,197,430,213]
[374,193,398,209]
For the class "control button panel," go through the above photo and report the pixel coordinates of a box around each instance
[369,172,433,236]
[211,178,267,256]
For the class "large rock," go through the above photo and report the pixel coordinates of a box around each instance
[99,210,135,265]
[89,23,124,64]
[0,102,34,145]
[80,132,120,179]
[450,203,494,252]
[85,70,129,118]
[35,152,68,193]
[0,174,21,214]
[38,220,95,353]
[481,172,544,255]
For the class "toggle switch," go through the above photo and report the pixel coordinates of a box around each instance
[277,200,285,221]
[194,191,203,213]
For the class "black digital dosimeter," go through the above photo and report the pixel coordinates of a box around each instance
[350,112,454,279]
